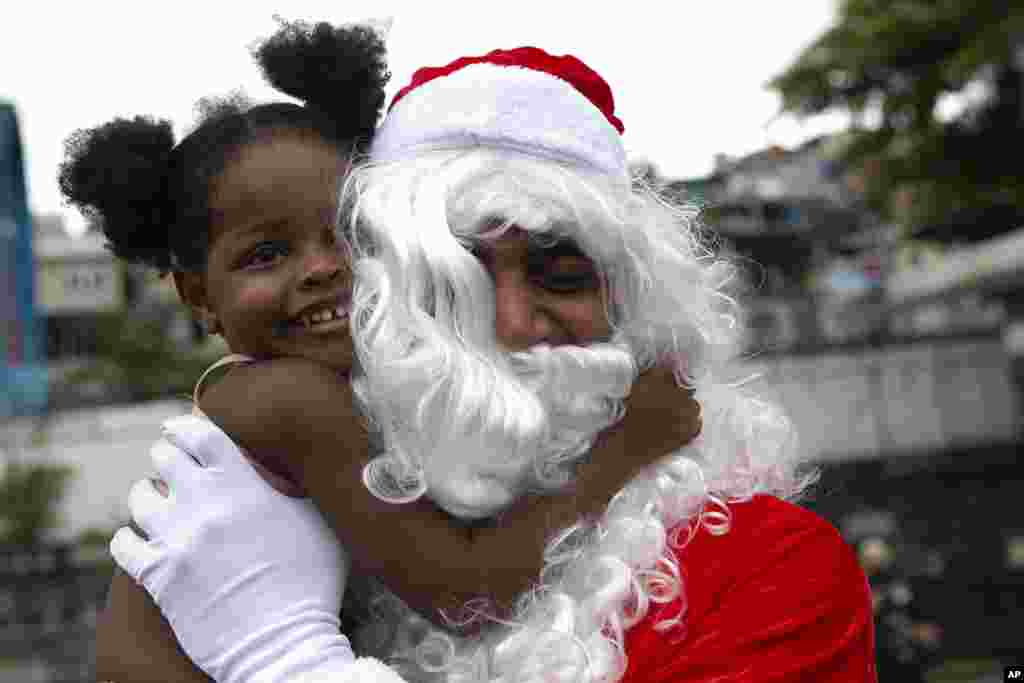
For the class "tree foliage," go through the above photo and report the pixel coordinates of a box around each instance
[770,0,1024,240]
[59,313,215,404]
[0,461,75,546]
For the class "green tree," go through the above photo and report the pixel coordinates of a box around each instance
[59,312,216,404]
[0,461,74,546]
[770,0,1024,241]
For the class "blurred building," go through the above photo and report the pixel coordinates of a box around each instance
[26,214,213,410]
[33,214,123,357]
[1,101,46,418]
[667,136,882,349]
[667,136,1024,664]
[28,214,125,411]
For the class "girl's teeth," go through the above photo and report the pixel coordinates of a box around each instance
[302,307,346,327]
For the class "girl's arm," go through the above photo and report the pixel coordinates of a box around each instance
[93,360,697,683]
[199,357,699,622]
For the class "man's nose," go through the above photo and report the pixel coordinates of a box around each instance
[493,272,552,351]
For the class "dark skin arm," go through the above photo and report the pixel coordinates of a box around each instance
[198,358,700,617]
[95,361,699,682]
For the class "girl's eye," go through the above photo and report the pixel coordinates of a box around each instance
[244,242,288,268]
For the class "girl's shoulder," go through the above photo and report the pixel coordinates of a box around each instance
[197,356,359,450]
[193,356,361,493]
[196,355,348,407]
[192,353,257,411]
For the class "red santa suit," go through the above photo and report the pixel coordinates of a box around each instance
[623,495,876,682]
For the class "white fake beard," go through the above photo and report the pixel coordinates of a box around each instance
[418,341,637,520]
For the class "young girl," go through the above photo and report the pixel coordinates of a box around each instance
[61,22,703,683]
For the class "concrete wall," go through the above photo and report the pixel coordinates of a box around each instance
[1,400,189,542]
[747,338,1020,462]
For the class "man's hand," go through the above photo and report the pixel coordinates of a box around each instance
[110,415,354,683]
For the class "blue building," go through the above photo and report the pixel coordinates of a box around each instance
[1,101,46,417]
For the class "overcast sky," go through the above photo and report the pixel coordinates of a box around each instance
[3,1,847,235]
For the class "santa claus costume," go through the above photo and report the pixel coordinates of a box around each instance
[338,46,877,682]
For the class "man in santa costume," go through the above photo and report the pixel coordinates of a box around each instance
[111,46,876,682]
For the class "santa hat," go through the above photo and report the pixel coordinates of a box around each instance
[370,46,628,181]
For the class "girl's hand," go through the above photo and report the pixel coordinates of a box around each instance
[584,364,702,482]
[616,364,702,459]
[110,415,355,683]
[558,363,702,521]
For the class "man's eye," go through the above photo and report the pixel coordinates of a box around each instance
[244,243,287,268]
[538,271,598,293]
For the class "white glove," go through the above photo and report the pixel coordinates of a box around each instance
[111,414,359,683]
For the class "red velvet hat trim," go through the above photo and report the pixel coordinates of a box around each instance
[389,46,625,134]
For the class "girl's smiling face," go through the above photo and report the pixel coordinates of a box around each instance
[175,133,355,372]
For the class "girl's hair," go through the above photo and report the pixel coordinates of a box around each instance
[340,149,817,681]
[58,19,389,273]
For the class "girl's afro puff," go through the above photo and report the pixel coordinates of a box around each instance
[58,116,176,270]
[255,19,390,145]
[58,19,391,275]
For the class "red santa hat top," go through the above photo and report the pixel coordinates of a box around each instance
[370,46,628,181]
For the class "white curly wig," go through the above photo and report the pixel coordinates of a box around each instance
[334,145,816,683]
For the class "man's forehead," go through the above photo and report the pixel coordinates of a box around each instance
[474,224,587,253]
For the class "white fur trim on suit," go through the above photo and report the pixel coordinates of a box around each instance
[371,63,628,181]
[304,656,407,683]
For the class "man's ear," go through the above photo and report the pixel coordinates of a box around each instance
[173,270,221,335]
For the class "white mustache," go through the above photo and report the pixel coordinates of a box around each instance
[419,340,638,518]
